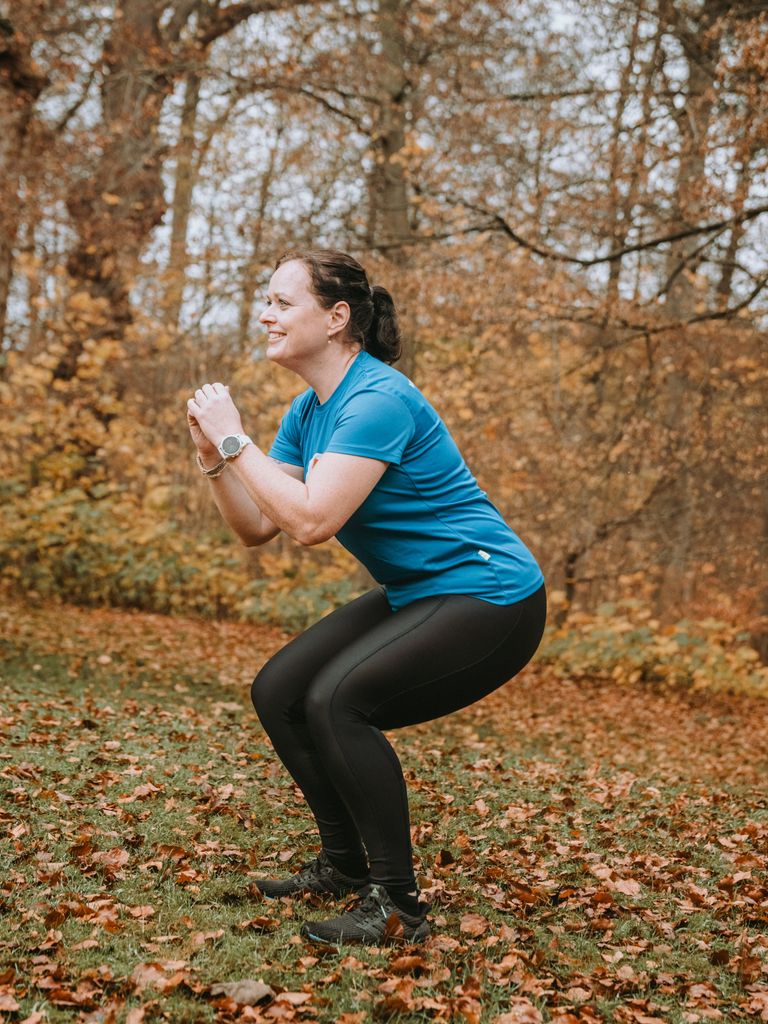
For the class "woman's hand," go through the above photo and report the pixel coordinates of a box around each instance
[187,382,245,450]
[187,407,218,457]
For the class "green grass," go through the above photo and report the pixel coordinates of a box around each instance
[1,611,767,1023]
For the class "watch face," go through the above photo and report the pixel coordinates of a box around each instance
[221,436,240,456]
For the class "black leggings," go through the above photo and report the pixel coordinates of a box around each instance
[251,583,546,896]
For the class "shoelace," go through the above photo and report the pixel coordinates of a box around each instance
[291,857,326,884]
[345,885,391,922]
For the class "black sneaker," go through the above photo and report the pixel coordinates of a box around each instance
[300,883,431,945]
[255,850,370,899]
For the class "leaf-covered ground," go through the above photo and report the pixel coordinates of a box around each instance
[1,599,767,1024]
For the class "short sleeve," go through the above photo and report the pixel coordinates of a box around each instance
[325,391,415,465]
[268,399,304,466]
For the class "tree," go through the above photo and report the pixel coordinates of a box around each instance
[0,1,48,359]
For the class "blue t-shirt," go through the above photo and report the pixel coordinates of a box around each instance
[269,351,544,611]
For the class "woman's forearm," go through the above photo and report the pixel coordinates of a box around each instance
[228,445,318,545]
[199,452,279,546]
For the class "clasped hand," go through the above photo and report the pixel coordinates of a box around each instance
[186,382,244,449]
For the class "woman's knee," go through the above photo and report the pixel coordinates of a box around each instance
[250,658,284,722]
[303,679,332,731]
[304,670,364,738]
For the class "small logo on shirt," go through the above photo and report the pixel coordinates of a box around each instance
[478,550,492,561]
[307,452,323,479]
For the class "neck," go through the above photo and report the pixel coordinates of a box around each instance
[291,345,362,404]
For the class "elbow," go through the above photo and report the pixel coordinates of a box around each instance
[295,521,335,547]
[241,536,265,548]
[240,527,277,547]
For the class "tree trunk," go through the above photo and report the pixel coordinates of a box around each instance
[751,475,768,665]
[166,69,202,333]
[368,0,416,377]
[716,158,750,304]
[369,0,412,250]
[57,0,172,388]
[655,1,718,613]
[603,3,643,312]
[0,13,47,357]
[660,2,717,319]
[237,129,283,353]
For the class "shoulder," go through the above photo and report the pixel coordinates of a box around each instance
[340,387,414,423]
[347,354,421,416]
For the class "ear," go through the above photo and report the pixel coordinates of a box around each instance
[327,300,351,337]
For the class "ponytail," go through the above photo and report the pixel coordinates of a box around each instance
[365,285,402,365]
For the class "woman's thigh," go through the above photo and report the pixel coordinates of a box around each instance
[250,587,393,718]
[306,584,547,731]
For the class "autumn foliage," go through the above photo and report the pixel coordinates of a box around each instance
[2,7,768,1021]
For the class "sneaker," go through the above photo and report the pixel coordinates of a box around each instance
[300,883,431,945]
[255,850,370,899]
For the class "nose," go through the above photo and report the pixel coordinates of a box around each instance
[259,303,276,325]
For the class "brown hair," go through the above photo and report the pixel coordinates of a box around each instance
[275,249,402,364]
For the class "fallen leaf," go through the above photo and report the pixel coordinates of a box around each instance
[0,992,20,1012]
[190,928,225,946]
[389,954,428,975]
[564,985,592,1002]
[129,961,187,994]
[276,991,312,1005]
[128,905,155,919]
[237,916,279,932]
[493,997,543,1023]
[209,979,275,1005]
[383,912,405,941]
[612,877,642,897]
[460,912,490,936]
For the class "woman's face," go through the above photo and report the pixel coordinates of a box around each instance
[259,260,340,369]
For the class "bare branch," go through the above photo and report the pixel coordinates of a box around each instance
[51,64,99,133]
[497,86,691,103]
[687,270,768,323]
[651,223,732,301]
[195,0,328,48]
[290,84,367,129]
[162,0,202,44]
[435,193,768,267]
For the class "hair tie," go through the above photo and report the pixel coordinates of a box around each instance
[368,284,375,300]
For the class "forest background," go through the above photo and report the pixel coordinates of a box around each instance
[1,0,767,674]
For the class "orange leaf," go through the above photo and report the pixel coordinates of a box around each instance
[492,997,543,1023]
[459,912,489,936]
[0,992,20,1012]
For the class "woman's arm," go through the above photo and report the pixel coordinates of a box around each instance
[187,383,388,546]
[227,447,388,547]
[202,453,305,547]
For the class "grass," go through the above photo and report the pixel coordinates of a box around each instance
[0,599,767,1023]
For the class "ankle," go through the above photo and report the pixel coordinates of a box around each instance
[323,850,369,880]
[384,887,422,918]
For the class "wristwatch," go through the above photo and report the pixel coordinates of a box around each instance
[217,433,253,460]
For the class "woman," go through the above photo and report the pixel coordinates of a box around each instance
[187,249,546,945]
